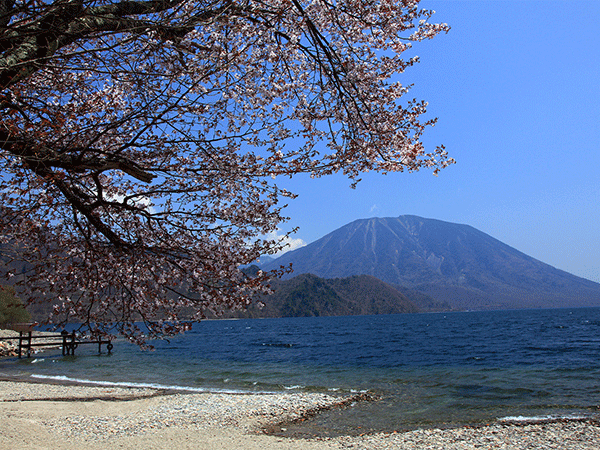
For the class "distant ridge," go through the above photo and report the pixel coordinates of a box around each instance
[263,215,600,311]
[221,273,430,319]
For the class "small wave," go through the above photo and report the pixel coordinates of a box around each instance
[498,413,594,424]
[260,343,294,348]
[29,374,269,394]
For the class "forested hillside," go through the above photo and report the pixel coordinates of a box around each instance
[219,273,428,319]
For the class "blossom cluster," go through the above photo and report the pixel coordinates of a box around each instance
[0,0,451,341]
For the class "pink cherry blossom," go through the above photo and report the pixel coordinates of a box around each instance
[0,0,452,342]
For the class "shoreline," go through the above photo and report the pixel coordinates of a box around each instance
[2,380,600,449]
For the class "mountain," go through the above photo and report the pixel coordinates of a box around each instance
[263,215,600,311]
[220,273,428,319]
[253,255,276,266]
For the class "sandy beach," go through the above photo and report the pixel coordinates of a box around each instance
[1,380,600,450]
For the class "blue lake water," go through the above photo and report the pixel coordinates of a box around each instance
[2,308,600,435]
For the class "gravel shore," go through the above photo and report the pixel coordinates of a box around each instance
[1,380,599,449]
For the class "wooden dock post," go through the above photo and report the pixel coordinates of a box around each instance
[61,330,78,356]
[18,330,32,358]
[11,323,37,358]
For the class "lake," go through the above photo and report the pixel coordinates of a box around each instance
[2,308,600,436]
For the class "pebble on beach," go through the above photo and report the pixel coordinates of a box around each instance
[2,381,600,450]
[42,391,345,440]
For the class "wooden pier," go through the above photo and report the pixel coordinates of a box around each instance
[0,323,113,358]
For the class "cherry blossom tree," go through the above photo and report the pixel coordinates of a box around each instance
[0,0,451,342]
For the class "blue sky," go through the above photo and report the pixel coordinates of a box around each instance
[273,0,600,283]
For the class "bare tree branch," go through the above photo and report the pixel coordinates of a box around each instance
[0,0,451,341]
